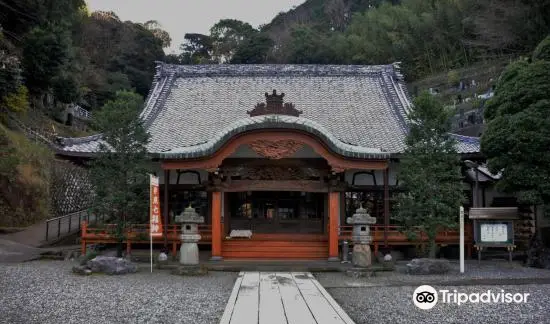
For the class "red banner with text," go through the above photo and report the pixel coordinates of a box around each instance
[149,174,163,237]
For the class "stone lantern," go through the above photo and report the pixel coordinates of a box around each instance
[346,204,376,268]
[175,205,204,265]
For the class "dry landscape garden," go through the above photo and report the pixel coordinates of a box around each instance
[1,1,550,324]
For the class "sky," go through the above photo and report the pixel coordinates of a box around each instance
[86,0,306,54]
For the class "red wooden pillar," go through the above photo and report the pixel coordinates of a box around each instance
[211,191,223,260]
[383,167,390,248]
[163,169,170,249]
[328,192,340,261]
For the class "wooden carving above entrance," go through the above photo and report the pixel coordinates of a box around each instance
[247,90,303,117]
[249,139,304,159]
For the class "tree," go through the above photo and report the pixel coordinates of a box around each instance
[481,36,550,206]
[89,91,151,256]
[286,26,338,64]
[231,33,274,64]
[0,31,23,103]
[74,13,165,108]
[144,20,172,48]
[210,19,256,62]
[52,74,81,104]
[22,26,71,94]
[393,92,465,258]
[179,33,213,64]
[0,0,87,40]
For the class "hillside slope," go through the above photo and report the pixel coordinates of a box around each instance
[0,122,53,227]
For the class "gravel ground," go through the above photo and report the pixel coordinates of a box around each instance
[315,261,550,324]
[328,284,550,324]
[316,260,550,288]
[0,261,237,324]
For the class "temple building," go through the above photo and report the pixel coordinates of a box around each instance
[57,63,486,260]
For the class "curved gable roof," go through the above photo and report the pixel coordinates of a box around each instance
[144,63,412,155]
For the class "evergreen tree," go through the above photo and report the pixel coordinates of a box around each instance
[89,91,151,256]
[394,92,465,258]
[22,26,71,94]
[481,35,550,206]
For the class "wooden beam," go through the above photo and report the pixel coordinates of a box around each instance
[384,167,390,248]
[212,180,329,192]
[211,191,223,260]
[328,192,339,261]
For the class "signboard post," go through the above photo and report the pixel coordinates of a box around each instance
[149,174,163,273]
[459,206,465,273]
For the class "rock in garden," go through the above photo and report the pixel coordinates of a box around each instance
[406,258,450,275]
[72,265,92,276]
[86,256,138,275]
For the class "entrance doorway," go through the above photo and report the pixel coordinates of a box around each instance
[228,191,325,234]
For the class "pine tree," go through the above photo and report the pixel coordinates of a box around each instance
[89,90,151,257]
[394,92,465,258]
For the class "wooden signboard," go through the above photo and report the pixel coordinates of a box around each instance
[469,207,518,262]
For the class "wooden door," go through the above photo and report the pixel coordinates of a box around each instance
[229,192,324,234]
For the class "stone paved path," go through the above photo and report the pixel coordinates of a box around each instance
[1,210,94,246]
[220,272,355,324]
[0,210,93,262]
[0,239,44,263]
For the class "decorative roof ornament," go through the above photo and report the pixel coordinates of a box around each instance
[247,90,303,117]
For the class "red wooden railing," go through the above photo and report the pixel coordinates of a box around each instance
[81,221,473,258]
[81,222,213,257]
[338,224,474,256]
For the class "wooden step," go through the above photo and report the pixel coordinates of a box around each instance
[223,241,327,248]
[222,239,329,259]
[222,251,328,259]
[222,246,328,252]
[226,234,328,242]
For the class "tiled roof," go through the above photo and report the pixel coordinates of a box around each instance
[449,134,481,154]
[56,63,481,158]
[466,163,502,182]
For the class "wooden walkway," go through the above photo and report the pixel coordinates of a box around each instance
[220,272,355,324]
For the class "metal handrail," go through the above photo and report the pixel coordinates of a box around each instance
[45,209,95,242]
[72,104,92,120]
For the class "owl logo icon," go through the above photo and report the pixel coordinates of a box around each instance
[413,285,438,309]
